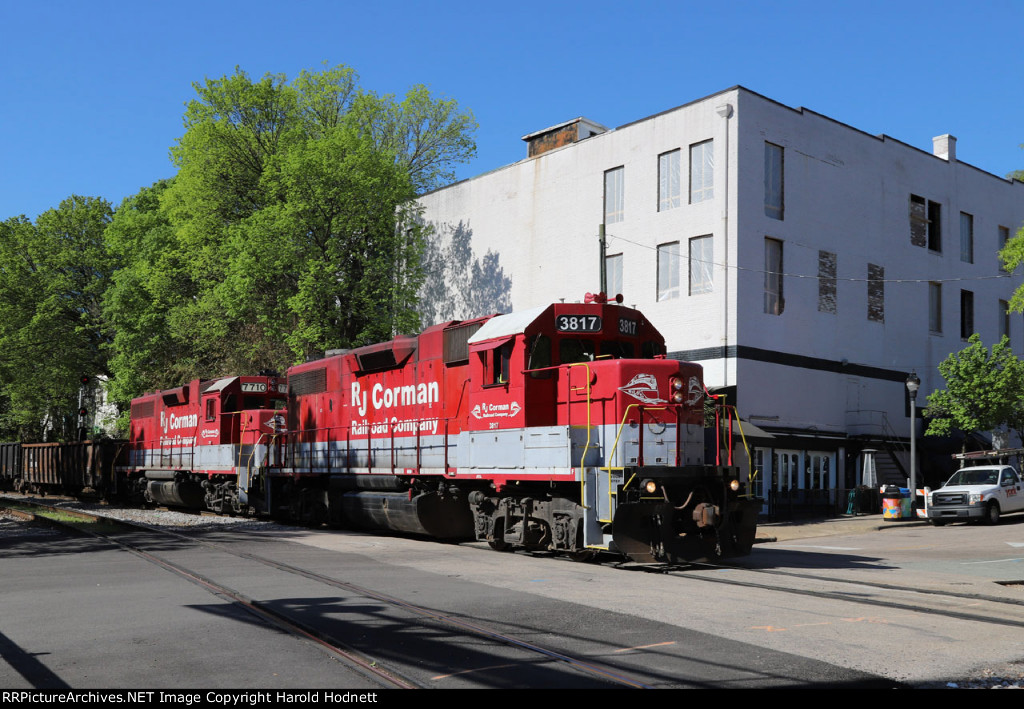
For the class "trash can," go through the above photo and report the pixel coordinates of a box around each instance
[881,485,911,520]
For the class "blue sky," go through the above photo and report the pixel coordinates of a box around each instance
[2,0,1023,221]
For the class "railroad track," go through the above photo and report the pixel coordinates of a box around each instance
[21,492,1022,687]
[0,497,655,689]
[649,558,1024,630]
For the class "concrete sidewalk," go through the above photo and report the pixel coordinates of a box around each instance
[756,513,929,543]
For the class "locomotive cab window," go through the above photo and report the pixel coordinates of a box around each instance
[495,344,511,384]
[242,395,265,409]
[641,340,666,358]
[204,398,217,422]
[528,335,553,378]
[559,338,595,364]
[479,340,513,387]
[599,341,636,359]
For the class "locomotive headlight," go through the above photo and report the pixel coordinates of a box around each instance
[729,479,741,492]
[669,376,685,403]
[642,479,658,494]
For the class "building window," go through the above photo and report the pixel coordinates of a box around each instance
[867,264,884,323]
[929,282,942,334]
[1000,226,1010,273]
[689,140,713,203]
[752,448,767,499]
[606,253,622,297]
[764,237,783,314]
[818,251,836,314]
[657,242,679,301]
[1000,300,1011,341]
[960,290,974,339]
[689,235,713,295]
[960,212,974,263]
[658,150,680,211]
[604,167,624,224]
[910,194,941,252]
[764,142,784,220]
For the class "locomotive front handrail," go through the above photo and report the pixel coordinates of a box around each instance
[239,431,278,493]
[565,362,594,469]
[236,411,250,471]
[723,404,759,498]
[591,403,676,522]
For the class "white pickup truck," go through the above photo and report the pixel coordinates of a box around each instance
[925,465,1024,525]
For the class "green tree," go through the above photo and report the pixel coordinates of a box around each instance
[1002,227,1024,313]
[102,64,475,408]
[139,64,475,376]
[0,197,114,440]
[103,179,207,405]
[1003,168,1024,311]
[925,334,1024,447]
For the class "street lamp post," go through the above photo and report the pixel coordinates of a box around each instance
[906,371,921,512]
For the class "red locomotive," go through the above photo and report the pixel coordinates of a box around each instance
[121,296,761,563]
[123,375,286,512]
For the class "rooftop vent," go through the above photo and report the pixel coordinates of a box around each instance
[933,134,957,162]
[522,117,608,158]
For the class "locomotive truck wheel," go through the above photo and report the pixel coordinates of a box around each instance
[567,549,596,563]
[567,524,595,562]
[488,517,511,551]
[930,519,947,527]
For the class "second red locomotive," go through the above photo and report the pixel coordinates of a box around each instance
[124,375,285,512]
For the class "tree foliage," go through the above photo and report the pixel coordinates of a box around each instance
[1002,227,1024,314]
[104,64,475,406]
[0,197,114,439]
[1003,169,1024,312]
[924,334,1024,445]
[103,179,200,403]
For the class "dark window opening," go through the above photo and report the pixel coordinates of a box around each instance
[599,341,636,359]
[961,290,975,339]
[528,335,552,378]
[560,339,595,364]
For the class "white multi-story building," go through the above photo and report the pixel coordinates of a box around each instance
[417,86,1024,506]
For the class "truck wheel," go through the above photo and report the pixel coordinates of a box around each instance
[986,501,1001,526]
[488,517,510,551]
[930,519,946,527]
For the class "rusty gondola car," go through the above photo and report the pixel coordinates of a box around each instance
[0,440,125,496]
